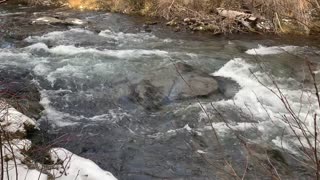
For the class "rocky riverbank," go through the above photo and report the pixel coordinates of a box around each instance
[128,62,239,111]
[0,74,117,179]
[0,50,117,179]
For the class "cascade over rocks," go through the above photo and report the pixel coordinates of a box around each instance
[129,62,240,110]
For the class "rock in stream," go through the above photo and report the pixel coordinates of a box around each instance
[129,62,239,110]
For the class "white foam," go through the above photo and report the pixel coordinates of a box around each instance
[272,136,298,154]
[209,122,255,135]
[197,150,206,154]
[46,64,85,85]
[0,12,26,16]
[25,42,50,51]
[89,109,130,123]
[25,29,94,43]
[147,124,192,141]
[212,58,316,119]
[24,43,168,58]
[25,28,161,47]
[40,90,80,127]
[33,63,52,76]
[0,50,30,58]
[210,58,319,152]
[99,29,158,43]
[246,45,299,55]
[39,90,131,127]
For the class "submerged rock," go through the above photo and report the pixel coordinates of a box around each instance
[130,80,166,111]
[170,62,219,99]
[129,62,239,110]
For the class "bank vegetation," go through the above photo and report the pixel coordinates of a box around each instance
[20,0,320,35]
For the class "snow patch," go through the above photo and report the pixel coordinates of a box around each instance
[0,101,36,135]
[50,148,117,180]
[0,100,117,180]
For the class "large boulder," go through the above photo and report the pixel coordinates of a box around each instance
[129,62,239,110]
[169,62,219,99]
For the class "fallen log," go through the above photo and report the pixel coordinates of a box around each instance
[216,8,257,21]
[216,8,259,31]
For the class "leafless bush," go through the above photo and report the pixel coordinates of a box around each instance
[215,52,320,179]
[252,58,320,179]
[168,46,320,179]
[18,0,320,33]
[0,82,74,180]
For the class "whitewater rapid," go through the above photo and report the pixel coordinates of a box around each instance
[1,15,320,178]
[2,27,319,145]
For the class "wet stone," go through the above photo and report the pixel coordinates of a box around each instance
[129,62,239,110]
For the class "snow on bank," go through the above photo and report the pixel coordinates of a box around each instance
[1,101,48,180]
[2,139,48,180]
[245,45,299,55]
[0,101,36,134]
[50,148,117,180]
[0,100,117,180]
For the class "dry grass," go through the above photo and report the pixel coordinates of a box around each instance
[253,0,313,32]
[22,0,320,33]
[98,0,316,32]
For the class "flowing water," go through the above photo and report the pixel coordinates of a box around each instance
[1,2,320,180]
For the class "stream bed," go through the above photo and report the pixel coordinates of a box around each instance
[1,2,320,180]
